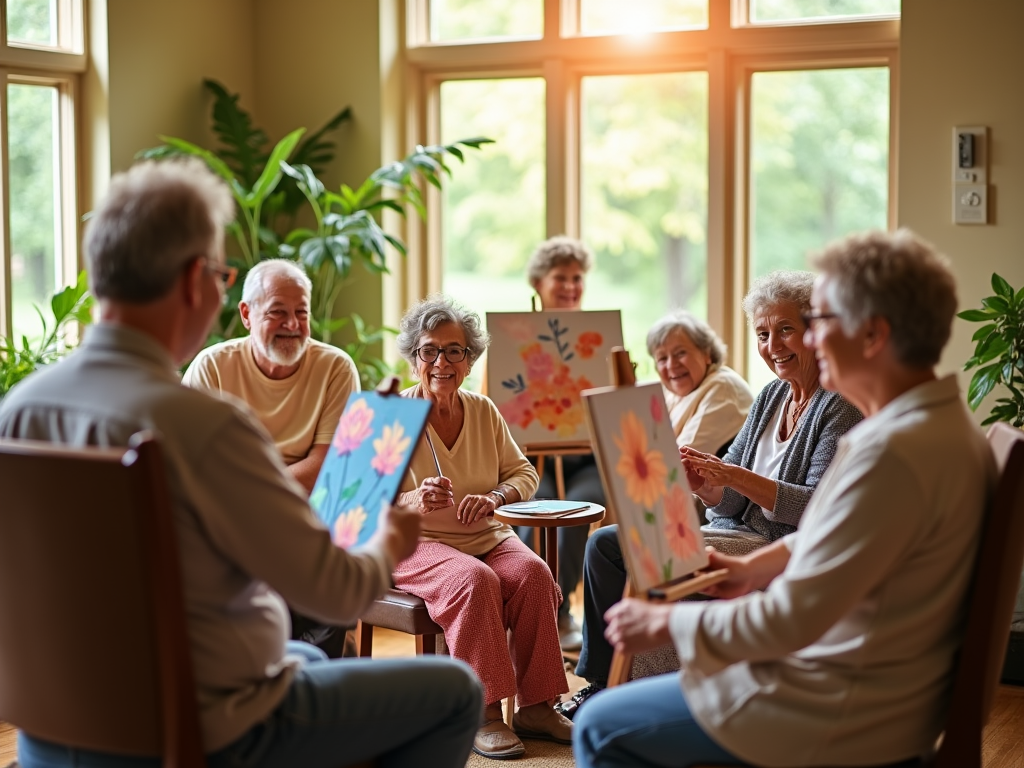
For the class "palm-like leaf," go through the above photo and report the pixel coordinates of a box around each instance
[203,79,268,187]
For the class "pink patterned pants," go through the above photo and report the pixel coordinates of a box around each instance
[393,536,569,708]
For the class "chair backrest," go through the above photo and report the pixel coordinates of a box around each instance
[0,433,204,767]
[933,421,1024,768]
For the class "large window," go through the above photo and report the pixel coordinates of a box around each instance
[401,0,897,386]
[0,0,83,343]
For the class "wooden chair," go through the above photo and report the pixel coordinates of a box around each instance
[357,591,517,728]
[696,421,1024,768]
[0,433,205,768]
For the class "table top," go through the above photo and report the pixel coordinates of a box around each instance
[493,502,605,528]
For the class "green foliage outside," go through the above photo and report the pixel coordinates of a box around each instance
[958,273,1024,428]
[0,272,94,398]
[6,0,55,45]
[139,80,490,388]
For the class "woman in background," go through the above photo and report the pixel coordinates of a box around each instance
[517,235,606,652]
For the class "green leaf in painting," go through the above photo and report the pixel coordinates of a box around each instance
[643,511,656,525]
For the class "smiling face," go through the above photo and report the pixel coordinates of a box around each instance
[240,275,311,376]
[653,329,712,398]
[805,277,861,394]
[533,262,585,310]
[414,321,470,397]
[753,300,817,385]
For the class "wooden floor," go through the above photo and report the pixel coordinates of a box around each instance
[2,632,1022,767]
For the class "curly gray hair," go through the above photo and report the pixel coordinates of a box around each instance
[84,158,235,302]
[812,229,957,368]
[526,236,594,288]
[646,311,727,365]
[741,269,816,322]
[397,294,490,369]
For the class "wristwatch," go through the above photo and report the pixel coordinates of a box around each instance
[489,488,508,506]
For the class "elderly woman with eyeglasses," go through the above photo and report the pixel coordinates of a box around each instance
[393,295,573,761]
[573,229,995,768]
[558,272,863,722]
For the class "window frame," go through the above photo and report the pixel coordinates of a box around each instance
[0,0,85,340]
[391,0,898,375]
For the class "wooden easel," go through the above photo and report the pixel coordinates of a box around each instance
[590,347,729,688]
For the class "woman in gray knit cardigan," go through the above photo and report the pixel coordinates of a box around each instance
[681,270,864,555]
[559,270,862,720]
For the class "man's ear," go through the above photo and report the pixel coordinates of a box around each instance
[239,301,252,331]
[862,316,891,359]
[182,257,204,308]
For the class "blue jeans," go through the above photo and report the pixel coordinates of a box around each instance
[572,673,747,768]
[19,642,482,768]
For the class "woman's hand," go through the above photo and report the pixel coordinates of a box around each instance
[404,476,454,515]
[604,598,674,654]
[457,493,496,525]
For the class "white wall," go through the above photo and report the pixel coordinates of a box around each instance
[899,0,1024,420]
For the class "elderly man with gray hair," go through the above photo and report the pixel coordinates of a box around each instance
[183,258,359,495]
[0,159,481,768]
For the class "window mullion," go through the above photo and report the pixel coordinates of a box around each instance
[544,58,568,239]
[0,69,10,338]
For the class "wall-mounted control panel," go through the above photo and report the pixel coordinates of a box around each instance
[953,125,988,225]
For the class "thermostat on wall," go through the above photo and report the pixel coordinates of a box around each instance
[952,126,988,225]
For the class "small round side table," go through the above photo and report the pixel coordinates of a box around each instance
[494,502,605,579]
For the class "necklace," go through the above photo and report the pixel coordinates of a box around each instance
[779,388,816,440]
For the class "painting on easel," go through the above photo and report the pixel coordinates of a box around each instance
[583,381,709,592]
[486,310,623,449]
[309,391,431,549]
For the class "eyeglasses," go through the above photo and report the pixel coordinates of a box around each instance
[801,312,838,328]
[415,345,470,364]
[202,258,238,290]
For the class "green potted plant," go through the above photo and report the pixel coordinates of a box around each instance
[139,79,490,387]
[957,271,1024,685]
[0,271,94,398]
[958,272,1024,427]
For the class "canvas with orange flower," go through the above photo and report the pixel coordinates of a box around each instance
[486,310,623,449]
[583,381,708,591]
[310,391,431,549]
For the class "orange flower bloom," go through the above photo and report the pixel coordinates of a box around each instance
[614,410,668,508]
[333,398,374,455]
[333,506,367,548]
[663,484,700,561]
[628,525,661,588]
[371,422,411,476]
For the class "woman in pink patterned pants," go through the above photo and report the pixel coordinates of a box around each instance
[395,296,572,760]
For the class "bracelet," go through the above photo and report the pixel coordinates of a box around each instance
[489,488,508,506]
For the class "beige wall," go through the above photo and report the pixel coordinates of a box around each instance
[253,0,385,336]
[899,0,1024,419]
[85,0,256,208]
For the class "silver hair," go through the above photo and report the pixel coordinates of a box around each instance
[84,158,235,302]
[812,229,957,368]
[646,311,727,365]
[241,259,312,308]
[741,269,816,322]
[397,294,490,368]
[526,236,594,287]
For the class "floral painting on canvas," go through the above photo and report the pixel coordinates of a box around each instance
[487,310,623,449]
[310,391,431,549]
[584,381,708,591]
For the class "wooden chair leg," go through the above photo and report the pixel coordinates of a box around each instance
[356,619,373,657]
[415,633,438,655]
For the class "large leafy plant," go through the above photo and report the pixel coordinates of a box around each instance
[139,79,490,386]
[0,271,94,398]
[958,273,1024,427]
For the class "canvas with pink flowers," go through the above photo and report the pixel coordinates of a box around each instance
[310,391,431,549]
[583,381,709,592]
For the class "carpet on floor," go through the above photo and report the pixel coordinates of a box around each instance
[466,737,574,767]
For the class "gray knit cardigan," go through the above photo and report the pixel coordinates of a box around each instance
[704,378,863,541]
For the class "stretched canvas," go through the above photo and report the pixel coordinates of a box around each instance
[583,381,709,592]
[310,391,431,549]
[486,310,623,449]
